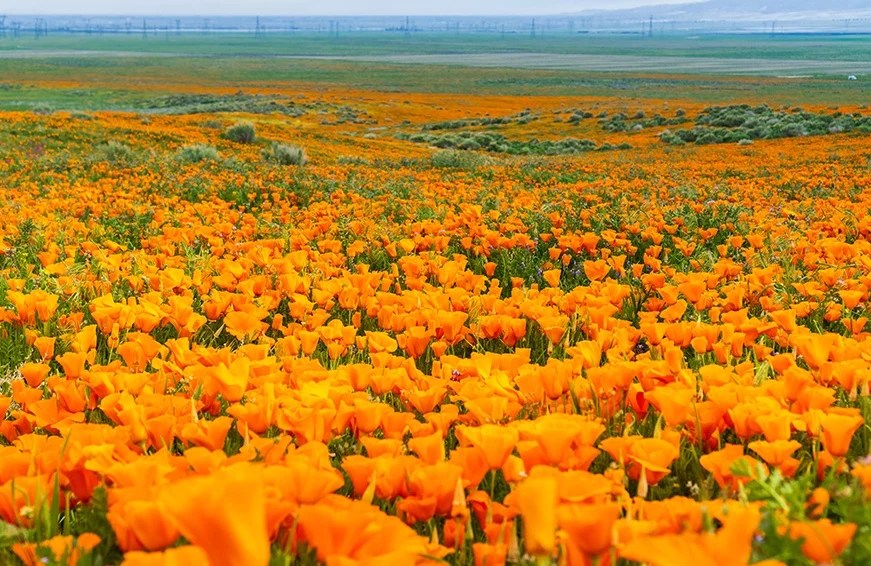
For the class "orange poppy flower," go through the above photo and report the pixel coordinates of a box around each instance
[456,424,520,470]
[748,440,801,477]
[158,464,269,566]
[13,533,101,566]
[120,546,210,566]
[584,260,610,282]
[557,502,620,560]
[819,412,863,457]
[788,519,857,564]
[509,476,557,557]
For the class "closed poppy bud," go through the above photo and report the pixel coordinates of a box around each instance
[444,517,466,550]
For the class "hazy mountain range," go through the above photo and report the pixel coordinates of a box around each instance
[582,0,871,21]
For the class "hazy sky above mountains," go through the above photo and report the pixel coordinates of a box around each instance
[14,1,693,16]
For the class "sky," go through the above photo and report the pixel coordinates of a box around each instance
[9,1,694,16]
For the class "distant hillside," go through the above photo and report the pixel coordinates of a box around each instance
[581,0,871,21]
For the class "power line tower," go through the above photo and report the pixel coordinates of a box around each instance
[530,18,536,37]
[0,15,6,38]
[176,19,181,36]
[141,18,147,39]
[255,16,262,38]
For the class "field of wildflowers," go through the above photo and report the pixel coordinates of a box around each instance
[0,82,869,566]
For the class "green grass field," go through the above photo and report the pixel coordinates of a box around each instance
[2,32,871,61]
[0,32,869,111]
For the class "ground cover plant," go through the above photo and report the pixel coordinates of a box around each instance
[659,104,871,145]
[0,37,870,566]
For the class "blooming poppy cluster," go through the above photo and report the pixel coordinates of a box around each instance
[0,89,869,566]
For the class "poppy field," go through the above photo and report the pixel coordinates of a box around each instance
[0,54,870,566]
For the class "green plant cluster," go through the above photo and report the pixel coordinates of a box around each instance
[178,144,221,163]
[599,110,690,132]
[421,110,536,131]
[262,142,307,166]
[565,109,594,124]
[401,131,629,155]
[224,121,257,144]
[661,104,871,145]
[136,93,308,116]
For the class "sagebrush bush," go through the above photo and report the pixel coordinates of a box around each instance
[178,144,219,163]
[430,149,492,170]
[262,143,306,166]
[90,140,137,166]
[662,104,871,145]
[32,103,54,116]
[224,121,257,144]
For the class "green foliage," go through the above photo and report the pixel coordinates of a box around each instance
[224,121,257,144]
[66,488,124,566]
[733,461,871,565]
[96,210,156,249]
[430,149,493,170]
[88,140,139,167]
[421,110,536,131]
[178,144,220,163]
[403,131,626,156]
[262,142,307,166]
[565,108,594,124]
[31,103,55,115]
[661,104,871,145]
[600,111,689,132]
[138,93,307,116]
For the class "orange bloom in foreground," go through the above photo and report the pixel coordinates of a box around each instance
[558,502,620,561]
[298,497,447,564]
[509,476,557,557]
[620,505,762,566]
[120,546,210,566]
[13,533,101,566]
[158,464,269,566]
[788,519,856,564]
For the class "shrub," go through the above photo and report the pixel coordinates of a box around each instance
[457,139,481,151]
[90,140,137,166]
[224,122,257,144]
[263,143,307,166]
[179,144,219,163]
[32,103,54,116]
[138,93,306,116]
[430,150,491,170]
